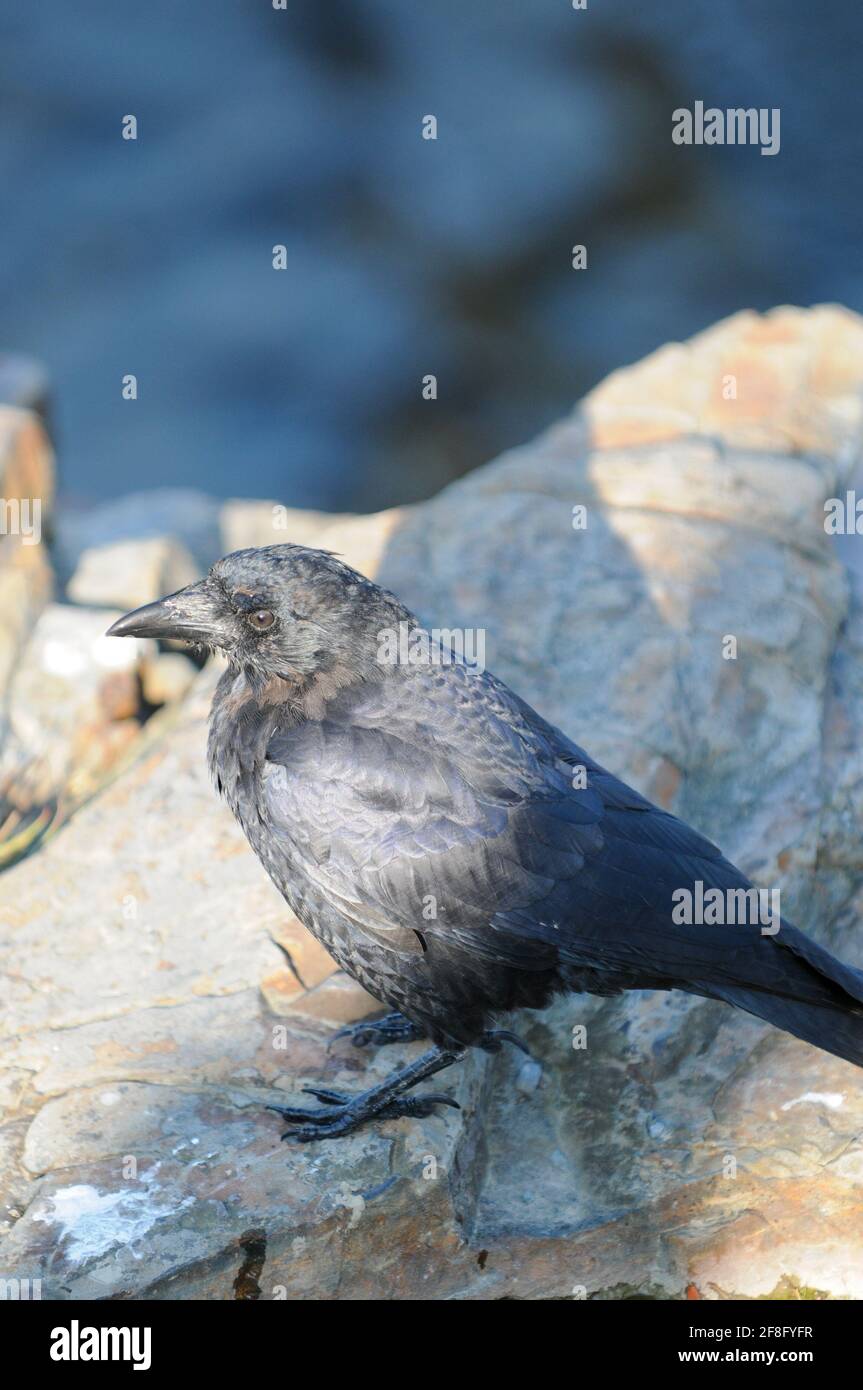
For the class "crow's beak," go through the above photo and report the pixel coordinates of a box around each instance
[106,579,225,645]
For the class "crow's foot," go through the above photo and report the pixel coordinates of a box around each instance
[267,1044,462,1143]
[330,1011,423,1049]
[270,1086,458,1142]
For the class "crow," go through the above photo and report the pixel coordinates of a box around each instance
[108,544,863,1141]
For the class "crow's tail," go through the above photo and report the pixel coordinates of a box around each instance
[703,922,863,1068]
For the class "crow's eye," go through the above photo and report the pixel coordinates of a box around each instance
[247,609,275,632]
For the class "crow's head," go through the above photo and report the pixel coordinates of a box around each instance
[107,544,409,683]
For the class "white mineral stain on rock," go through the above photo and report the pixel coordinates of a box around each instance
[781,1092,845,1112]
[330,1183,365,1231]
[32,1179,193,1264]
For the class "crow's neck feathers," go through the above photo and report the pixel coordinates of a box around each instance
[206,649,382,818]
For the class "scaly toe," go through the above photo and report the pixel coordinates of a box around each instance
[301,1085,352,1105]
[282,1117,355,1143]
[379,1091,460,1119]
[267,1102,343,1127]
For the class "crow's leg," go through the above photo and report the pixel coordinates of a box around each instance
[269,1045,464,1143]
[330,1010,424,1049]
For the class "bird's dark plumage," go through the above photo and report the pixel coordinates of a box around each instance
[108,544,863,1139]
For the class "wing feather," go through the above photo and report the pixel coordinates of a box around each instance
[259,664,766,991]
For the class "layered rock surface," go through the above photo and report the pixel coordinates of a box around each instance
[2,306,863,1299]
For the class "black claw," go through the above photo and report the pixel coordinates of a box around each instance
[269,1102,337,1127]
[301,1085,350,1105]
[416,1091,460,1110]
[329,1022,371,1048]
[480,1029,532,1056]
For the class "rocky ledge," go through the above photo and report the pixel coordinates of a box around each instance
[2,306,863,1299]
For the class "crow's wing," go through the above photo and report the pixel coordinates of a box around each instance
[262,662,832,999]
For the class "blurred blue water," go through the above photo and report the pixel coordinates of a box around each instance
[1,0,861,511]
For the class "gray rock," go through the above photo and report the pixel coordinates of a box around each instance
[67,536,199,611]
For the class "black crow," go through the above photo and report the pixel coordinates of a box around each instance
[108,544,863,1141]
